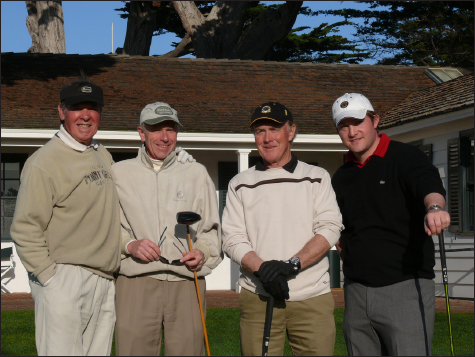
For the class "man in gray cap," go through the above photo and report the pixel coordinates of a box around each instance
[11,74,120,356]
[112,101,222,356]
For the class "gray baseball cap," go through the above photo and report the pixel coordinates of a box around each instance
[140,102,182,126]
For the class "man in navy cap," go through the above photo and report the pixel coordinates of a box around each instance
[11,73,121,355]
[222,102,343,355]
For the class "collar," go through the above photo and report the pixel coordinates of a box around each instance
[139,144,176,170]
[345,133,390,168]
[255,154,298,173]
[56,124,99,152]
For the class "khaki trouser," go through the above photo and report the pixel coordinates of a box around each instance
[240,288,336,356]
[115,275,206,356]
[29,264,116,356]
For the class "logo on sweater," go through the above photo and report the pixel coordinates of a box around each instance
[84,166,113,186]
[380,180,385,184]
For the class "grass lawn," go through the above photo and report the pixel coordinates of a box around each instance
[1,308,473,356]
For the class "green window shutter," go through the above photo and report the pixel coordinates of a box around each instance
[447,138,461,233]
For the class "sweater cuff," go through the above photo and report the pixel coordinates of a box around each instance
[121,236,134,255]
[316,228,341,248]
[36,262,57,285]
[232,244,254,266]
[194,242,210,262]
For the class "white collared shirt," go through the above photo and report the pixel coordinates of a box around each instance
[56,124,99,152]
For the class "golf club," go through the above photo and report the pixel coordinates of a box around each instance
[438,230,454,356]
[262,295,275,356]
[176,211,211,356]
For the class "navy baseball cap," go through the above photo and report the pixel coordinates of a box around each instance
[60,81,104,107]
[250,102,293,127]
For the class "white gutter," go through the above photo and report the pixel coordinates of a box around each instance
[1,129,347,152]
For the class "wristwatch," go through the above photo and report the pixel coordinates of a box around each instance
[284,256,301,273]
[427,204,443,212]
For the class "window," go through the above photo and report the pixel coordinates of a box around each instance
[447,130,474,233]
[408,139,433,162]
[1,154,28,240]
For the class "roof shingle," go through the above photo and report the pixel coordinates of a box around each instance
[1,52,440,134]
[380,74,474,129]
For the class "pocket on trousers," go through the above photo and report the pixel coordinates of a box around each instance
[43,264,61,288]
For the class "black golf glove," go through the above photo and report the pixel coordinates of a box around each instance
[262,274,290,301]
[257,260,298,284]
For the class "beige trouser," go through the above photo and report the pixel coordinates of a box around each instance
[115,275,206,356]
[29,264,116,356]
[240,288,336,356]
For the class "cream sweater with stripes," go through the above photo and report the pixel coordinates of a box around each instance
[222,160,343,301]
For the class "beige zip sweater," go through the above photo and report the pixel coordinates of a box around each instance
[11,136,121,283]
[111,145,222,280]
[222,160,343,301]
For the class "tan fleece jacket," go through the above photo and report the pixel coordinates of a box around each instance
[222,160,343,301]
[111,145,222,280]
[11,136,121,283]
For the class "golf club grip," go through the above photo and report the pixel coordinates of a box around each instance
[262,296,275,356]
[438,231,455,356]
[437,231,449,284]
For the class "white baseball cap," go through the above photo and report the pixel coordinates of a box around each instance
[332,93,374,127]
[140,101,182,126]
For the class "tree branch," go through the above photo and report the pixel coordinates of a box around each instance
[159,32,193,58]
[173,1,204,35]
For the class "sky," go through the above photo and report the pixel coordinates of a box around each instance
[1,1,377,64]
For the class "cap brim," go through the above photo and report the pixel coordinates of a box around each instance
[63,95,103,107]
[334,109,367,126]
[250,116,287,127]
[142,116,183,126]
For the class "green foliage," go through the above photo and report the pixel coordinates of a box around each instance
[1,309,473,356]
[115,1,369,63]
[319,1,474,67]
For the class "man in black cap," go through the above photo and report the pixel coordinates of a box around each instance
[222,102,344,355]
[11,74,121,356]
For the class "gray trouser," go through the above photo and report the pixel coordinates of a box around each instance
[29,264,116,356]
[343,278,435,356]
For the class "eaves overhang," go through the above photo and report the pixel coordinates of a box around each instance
[1,129,346,152]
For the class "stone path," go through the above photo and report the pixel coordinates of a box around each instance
[2,289,473,312]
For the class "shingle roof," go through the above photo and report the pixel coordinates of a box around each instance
[1,52,439,134]
[380,73,474,129]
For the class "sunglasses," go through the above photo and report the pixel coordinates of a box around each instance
[157,226,188,266]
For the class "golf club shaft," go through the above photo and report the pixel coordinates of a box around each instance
[438,231,454,356]
[262,295,274,356]
[186,226,211,356]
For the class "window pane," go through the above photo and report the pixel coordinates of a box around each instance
[4,162,20,179]
[2,181,19,197]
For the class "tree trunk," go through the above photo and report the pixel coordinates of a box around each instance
[232,1,303,60]
[173,1,303,60]
[25,1,65,53]
[123,2,158,56]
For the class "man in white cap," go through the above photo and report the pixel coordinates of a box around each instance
[331,93,450,356]
[112,101,222,356]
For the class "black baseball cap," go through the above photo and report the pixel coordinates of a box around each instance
[250,102,293,127]
[60,81,104,107]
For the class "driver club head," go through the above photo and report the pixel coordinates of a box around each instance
[176,211,202,226]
